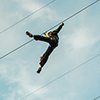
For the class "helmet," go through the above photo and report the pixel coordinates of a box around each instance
[48,30,52,33]
[48,30,52,36]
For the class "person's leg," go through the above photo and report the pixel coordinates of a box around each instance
[37,46,53,73]
[26,31,52,44]
[34,35,51,44]
[40,46,53,66]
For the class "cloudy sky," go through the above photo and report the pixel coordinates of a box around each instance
[0,0,100,100]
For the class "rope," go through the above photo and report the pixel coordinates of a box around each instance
[0,0,99,60]
[19,53,100,100]
[0,0,56,34]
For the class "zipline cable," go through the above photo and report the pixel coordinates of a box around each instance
[44,0,100,33]
[19,53,100,100]
[0,0,56,34]
[0,39,34,60]
[93,96,100,100]
[0,0,99,60]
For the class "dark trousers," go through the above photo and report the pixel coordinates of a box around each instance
[34,35,58,67]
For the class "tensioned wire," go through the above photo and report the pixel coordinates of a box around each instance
[0,0,99,60]
[0,0,56,34]
[0,0,99,99]
[19,53,100,100]
[93,96,100,100]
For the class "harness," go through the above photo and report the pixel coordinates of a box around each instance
[49,38,58,50]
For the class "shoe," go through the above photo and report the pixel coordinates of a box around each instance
[37,67,42,74]
[26,31,33,37]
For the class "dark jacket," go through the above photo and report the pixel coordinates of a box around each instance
[50,25,62,42]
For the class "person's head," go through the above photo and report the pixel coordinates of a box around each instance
[48,31,52,36]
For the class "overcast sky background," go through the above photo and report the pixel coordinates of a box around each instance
[0,0,100,100]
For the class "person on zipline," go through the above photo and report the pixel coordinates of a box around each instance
[26,23,64,74]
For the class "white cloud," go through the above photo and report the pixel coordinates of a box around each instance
[0,0,100,100]
[16,0,42,12]
[62,27,100,49]
[13,0,59,21]
[0,0,60,57]
[0,60,49,100]
[12,0,52,18]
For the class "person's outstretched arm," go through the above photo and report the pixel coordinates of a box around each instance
[52,23,64,35]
